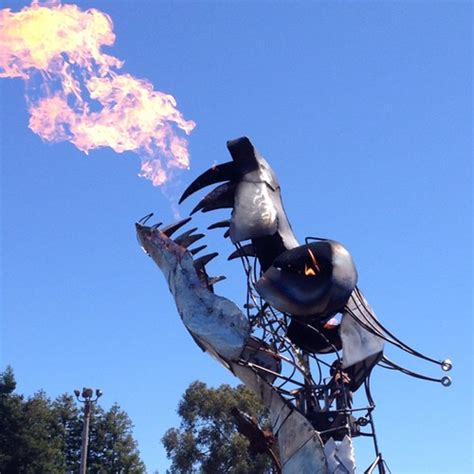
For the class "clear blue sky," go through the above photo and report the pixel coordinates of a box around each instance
[1,1,472,473]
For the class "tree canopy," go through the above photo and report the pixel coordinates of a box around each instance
[162,381,279,474]
[0,366,145,473]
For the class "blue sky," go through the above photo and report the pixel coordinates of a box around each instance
[1,1,472,473]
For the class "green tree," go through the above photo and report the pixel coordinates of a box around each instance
[88,403,145,473]
[0,366,24,470]
[0,368,65,472]
[162,381,278,474]
[52,394,83,472]
[0,367,145,473]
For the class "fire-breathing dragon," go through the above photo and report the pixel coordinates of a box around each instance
[136,137,451,474]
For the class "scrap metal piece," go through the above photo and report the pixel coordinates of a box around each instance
[190,244,207,255]
[193,252,219,270]
[324,436,356,474]
[341,289,384,371]
[136,222,249,362]
[160,217,192,237]
[231,407,278,464]
[179,161,237,204]
[256,240,357,318]
[226,138,299,254]
[175,231,205,248]
[174,227,198,244]
[228,244,256,261]
[179,137,299,271]
[208,219,231,230]
[230,361,328,473]
[190,182,237,215]
[287,319,342,354]
[207,275,226,286]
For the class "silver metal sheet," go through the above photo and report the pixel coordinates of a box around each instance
[230,362,328,474]
[324,436,356,473]
[283,437,329,474]
[137,224,249,361]
[341,290,384,369]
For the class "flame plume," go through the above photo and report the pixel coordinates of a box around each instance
[0,0,196,186]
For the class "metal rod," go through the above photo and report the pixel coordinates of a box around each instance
[79,399,91,474]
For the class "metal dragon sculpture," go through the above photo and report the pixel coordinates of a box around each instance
[136,137,452,473]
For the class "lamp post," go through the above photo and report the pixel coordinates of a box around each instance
[74,387,103,474]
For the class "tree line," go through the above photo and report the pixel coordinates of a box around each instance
[0,366,145,473]
[1,366,278,473]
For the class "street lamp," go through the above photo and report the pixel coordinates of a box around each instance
[74,387,103,474]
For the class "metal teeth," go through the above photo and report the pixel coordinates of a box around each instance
[190,244,207,256]
[223,229,230,239]
[174,228,198,245]
[175,233,205,248]
[151,222,163,230]
[190,182,237,215]
[179,161,237,204]
[160,217,192,237]
[207,219,231,230]
[193,252,219,270]
[207,275,226,286]
[138,213,154,224]
[228,244,256,261]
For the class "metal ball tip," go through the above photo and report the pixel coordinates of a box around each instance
[441,359,452,372]
[441,376,452,387]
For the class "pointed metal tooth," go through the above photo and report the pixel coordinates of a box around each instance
[228,244,256,261]
[160,217,192,237]
[190,182,237,215]
[138,213,154,224]
[208,275,227,286]
[224,229,230,239]
[174,228,198,244]
[208,219,231,230]
[190,244,207,256]
[193,252,219,270]
[179,161,237,204]
[175,233,205,248]
[151,222,163,230]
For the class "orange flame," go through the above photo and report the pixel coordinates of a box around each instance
[0,0,195,186]
[304,264,316,276]
[304,248,321,276]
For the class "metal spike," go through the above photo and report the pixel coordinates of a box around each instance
[190,182,237,215]
[228,244,256,261]
[160,217,192,237]
[174,227,198,244]
[208,219,231,230]
[224,229,230,238]
[208,275,227,286]
[179,161,237,204]
[193,252,219,270]
[151,222,163,230]
[175,233,205,248]
[190,244,207,256]
[138,213,154,224]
